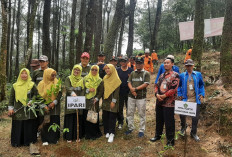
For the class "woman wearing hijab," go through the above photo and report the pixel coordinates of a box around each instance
[83,65,102,140]
[8,68,38,147]
[37,68,62,145]
[63,65,85,142]
[94,64,121,143]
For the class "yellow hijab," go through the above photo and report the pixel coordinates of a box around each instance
[84,65,102,99]
[13,68,34,106]
[69,64,84,89]
[37,68,59,101]
[103,64,121,99]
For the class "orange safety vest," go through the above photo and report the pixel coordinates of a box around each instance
[127,62,136,70]
[151,52,158,60]
[144,56,153,73]
[184,49,192,63]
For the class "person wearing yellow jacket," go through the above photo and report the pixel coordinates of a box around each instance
[144,49,153,73]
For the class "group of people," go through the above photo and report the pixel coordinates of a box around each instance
[8,48,205,150]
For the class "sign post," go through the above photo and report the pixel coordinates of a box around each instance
[174,100,197,117]
[67,96,86,146]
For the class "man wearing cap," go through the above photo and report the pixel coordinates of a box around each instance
[125,57,150,137]
[96,52,106,79]
[116,56,133,129]
[144,48,153,73]
[151,50,158,66]
[109,57,118,68]
[32,55,49,85]
[177,59,205,141]
[150,57,179,147]
[155,55,180,84]
[30,59,40,71]
[79,52,91,77]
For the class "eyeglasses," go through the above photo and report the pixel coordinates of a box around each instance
[74,69,80,72]
[51,74,56,77]
[91,69,98,72]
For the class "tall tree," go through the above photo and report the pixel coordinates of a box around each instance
[76,0,86,63]
[106,0,112,33]
[55,0,61,71]
[126,0,136,57]
[15,0,21,76]
[93,0,103,62]
[192,0,204,71]
[83,0,96,53]
[104,0,125,61]
[0,0,8,101]
[150,0,162,51]
[220,0,232,84]
[6,0,11,81]
[69,0,77,69]
[25,0,39,68]
[42,0,52,61]
[9,0,16,81]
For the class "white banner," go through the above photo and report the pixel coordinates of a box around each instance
[174,100,197,117]
[179,17,224,41]
[67,96,86,109]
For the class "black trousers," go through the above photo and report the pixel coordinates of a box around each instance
[155,104,175,143]
[180,104,200,134]
[117,93,128,125]
[103,110,117,134]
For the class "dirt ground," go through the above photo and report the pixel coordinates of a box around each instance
[0,52,232,157]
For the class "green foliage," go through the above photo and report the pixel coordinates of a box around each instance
[48,123,69,133]
[45,78,62,104]
[59,69,71,82]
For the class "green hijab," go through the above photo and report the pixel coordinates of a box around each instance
[69,64,84,89]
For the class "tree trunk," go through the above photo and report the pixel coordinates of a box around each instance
[76,0,86,63]
[6,0,11,81]
[62,0,68,68]
[106,0,111,33]
[52,0,58,69]
[55,0,61,71]
[220,0,232,84]
[192,0,204,71]
[15,0,21,76]
[126,0,136,57]
[37,4,42,59]
[117,11,125,57]
[102,0,107,44]
[69,0,78,69]
[9,0,16,81]
[93,0,103,62]
[104,0,125,61]
[83,0,96,53]
[0,0,8,101]
[150,0,162,51]
[147,0,152,50]
[42,0,52,61]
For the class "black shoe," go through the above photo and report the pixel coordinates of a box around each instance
[190,133,200,141]
[150,136,161,142]
[165,139,174,149]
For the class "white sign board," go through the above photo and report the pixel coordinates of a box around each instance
[174,100,197,117]
[67,96,86,109]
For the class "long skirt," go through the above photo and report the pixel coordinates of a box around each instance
[84,109,102,140]
[63,112,86,141]
[41,115,60,144]
[11,119,37,147]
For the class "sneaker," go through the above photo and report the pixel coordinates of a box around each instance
[108,133,114,143]
[67,140,72,143]
[179,125,187,136]
[138,132,144,138]
[105,133,110,138]
[190,133,200,141]
[42,142,48,146]
[118,124,122,129]
[125,130,133,135]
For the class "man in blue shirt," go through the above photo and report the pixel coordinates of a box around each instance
[177,59,205,141]
[155,55,180,84]
[96,52,106,79]
[116,56,133,129]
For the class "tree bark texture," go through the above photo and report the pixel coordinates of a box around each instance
[126,0,136,57]
[93,0,103,63]
[104,0,125,61]
[220,0,232,84]
[69,0,77,69]
[76,0,86,63]
[42,0,51,61]
[15,0,21,76]
[150,0,162,51]
[83,0,96,53]
[0,0,8,101]
[192,0,204,71]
